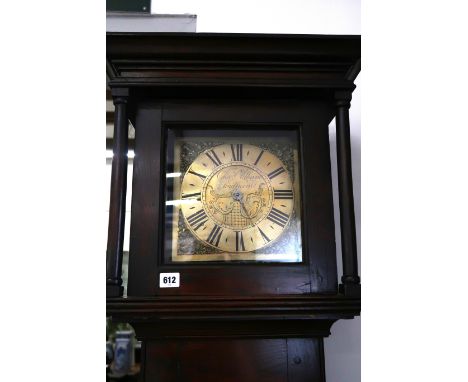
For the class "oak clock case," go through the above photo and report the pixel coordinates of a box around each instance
[164,128,302,264]
[107,33,360,382]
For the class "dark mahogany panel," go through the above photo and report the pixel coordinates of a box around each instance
[127,105,164,296]
[144,338,325,382]
[287,339,325,382]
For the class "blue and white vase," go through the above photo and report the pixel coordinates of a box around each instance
[111,330,134,376]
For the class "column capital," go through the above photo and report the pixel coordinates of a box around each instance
[334,90,352,108]
[111,87,129,105]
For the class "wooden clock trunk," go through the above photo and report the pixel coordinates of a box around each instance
[106,33,361,382]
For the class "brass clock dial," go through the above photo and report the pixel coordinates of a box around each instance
[180,144,294,252]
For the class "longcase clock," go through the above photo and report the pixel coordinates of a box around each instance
[106,32,361,382]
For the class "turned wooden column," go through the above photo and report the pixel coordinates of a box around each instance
[106,88,129,297]
[335,90,360,297]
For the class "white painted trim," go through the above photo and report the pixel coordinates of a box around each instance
[106,13,197,32]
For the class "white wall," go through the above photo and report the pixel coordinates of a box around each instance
[109,1,361,379]
[151,0,360,35]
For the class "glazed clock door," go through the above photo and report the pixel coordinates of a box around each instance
[167,130,303,264]
[127,98,338,297]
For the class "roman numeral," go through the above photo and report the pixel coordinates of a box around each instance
[268,167,286,179]
[274,189,293,199]
[186,209,207,227]
[267,207,289,227]
[188,169,206,180]
[230,144,243,161]
[235,231,246,251]
[206,149,222,166]
[254,150,264,165]
[181,192,201,200]
[258,227,271,243]
[207,224,223,247]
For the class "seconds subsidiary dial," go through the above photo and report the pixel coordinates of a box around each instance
[180,144,294,252]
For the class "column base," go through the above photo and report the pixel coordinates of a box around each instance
[339,283,361,297]
[107,284,124,298]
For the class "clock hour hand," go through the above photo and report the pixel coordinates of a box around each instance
[232,189,253,223]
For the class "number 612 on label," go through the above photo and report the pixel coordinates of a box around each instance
[159,272,180,288]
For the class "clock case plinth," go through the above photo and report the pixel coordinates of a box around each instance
[106,33,361,382]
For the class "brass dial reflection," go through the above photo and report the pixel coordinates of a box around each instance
[180,143,294,252]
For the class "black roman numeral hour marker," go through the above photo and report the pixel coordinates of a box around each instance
[188,169,206,180]
[207,224,223,247]
[186,209,208,230]
[258,227,271,243]
[206,149,222,166]
[181,192,201,200]
[235,231,245,251]
[254,150,264,165]
[230,144,243,161]
[267,207,289,227]
[194,220,207,231]
[268,167,286,179]
[274,189,293,199]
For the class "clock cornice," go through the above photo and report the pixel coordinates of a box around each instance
[106,32,360,91]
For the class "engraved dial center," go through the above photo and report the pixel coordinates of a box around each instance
[202,163,273,231]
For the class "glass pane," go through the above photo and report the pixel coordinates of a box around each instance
[164,127,303,263]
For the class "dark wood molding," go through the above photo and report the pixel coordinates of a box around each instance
[132,320,338,340]
[108,295,359,341]
[107,33,360,91]
[346,58,361,81]
[107,295,360,322]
